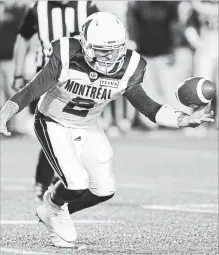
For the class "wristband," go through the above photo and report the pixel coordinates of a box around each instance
[155,104,182,128]
[0,101,19,123]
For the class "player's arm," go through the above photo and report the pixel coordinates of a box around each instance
[124,58,214,128]
[13,5,38,91]
[0,49,62,136]
[125,84,213,128]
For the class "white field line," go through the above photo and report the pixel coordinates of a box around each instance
[0,247,50,255]
[1,185,31,191]
[1,178,34,183]
[118,183,218,194]
[1,183,218,195]
[142,204,218,214]
[185,188,218,195]
[0,219,122,225]
[161,149,217,159]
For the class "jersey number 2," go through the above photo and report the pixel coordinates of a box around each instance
[62,97,95,117]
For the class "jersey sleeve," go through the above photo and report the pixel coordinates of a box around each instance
[49,37,81,64]
[48,39,62,60]
[124,83,162,123]
[10,52,62,112]
[19,3,38,40]
[126,56,147,91]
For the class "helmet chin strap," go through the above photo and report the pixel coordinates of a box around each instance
[89,55,114,74]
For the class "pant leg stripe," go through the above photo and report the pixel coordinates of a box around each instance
[34,122,62,180]
[39,119,67,187]
[39,119,62,175]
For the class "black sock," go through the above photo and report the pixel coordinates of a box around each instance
[67,190,114,214]
[51,181,87,206]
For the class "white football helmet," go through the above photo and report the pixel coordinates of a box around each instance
[80,12,127,75]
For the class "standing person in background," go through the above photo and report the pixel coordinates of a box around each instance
[169,1,195,115]
[12,0,99,203]
[127,1,179,130]
[187,0,218,131]
[179,0,218,137]
[0,1,32,134]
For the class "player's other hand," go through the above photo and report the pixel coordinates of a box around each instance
[12,76,25,91]
[182,103,214,128]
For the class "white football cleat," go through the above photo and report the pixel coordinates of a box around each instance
[37,190,77,243]
[36,204,77,247]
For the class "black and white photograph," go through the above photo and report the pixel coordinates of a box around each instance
[0,0,218,254]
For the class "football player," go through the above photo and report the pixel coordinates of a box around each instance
[0,12,214,248]
[12,0,99,203]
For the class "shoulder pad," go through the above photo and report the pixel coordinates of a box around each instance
[49,39,61,59]
[131,52,147,74]
[123,50,146,78]
[137,56,147,73]
[69,37,82,59]
[49,37,81,68]
[124,50,147,87]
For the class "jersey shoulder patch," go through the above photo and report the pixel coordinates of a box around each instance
[49,37,82,68]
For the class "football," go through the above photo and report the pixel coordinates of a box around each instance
[176,77,216,107]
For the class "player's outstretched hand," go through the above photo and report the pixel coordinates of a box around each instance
[0,101,19,136]
[0,112,11,136]
[188,103,214,127]
[0,122,11,136]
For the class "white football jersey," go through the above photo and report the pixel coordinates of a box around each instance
[38,37,146,128]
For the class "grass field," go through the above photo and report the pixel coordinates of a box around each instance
[0,129,218,255]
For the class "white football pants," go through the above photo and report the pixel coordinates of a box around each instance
[34,119,115,196]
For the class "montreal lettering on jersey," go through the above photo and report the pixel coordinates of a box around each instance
[64,80,112,100]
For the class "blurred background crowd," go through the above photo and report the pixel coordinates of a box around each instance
[0,0,218,138]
